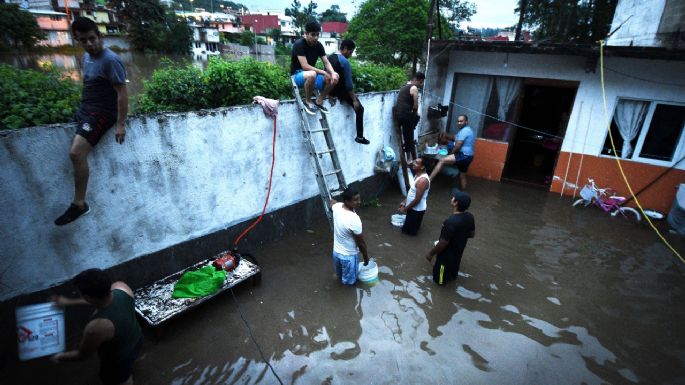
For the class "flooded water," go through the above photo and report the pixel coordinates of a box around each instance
[0,51,287,110]
[4,178,685,384]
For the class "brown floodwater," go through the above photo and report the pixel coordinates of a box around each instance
[4,178,685,384]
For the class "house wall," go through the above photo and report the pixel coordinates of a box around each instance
[0,92,399,301]
[607,0,667,47]
[428,48,685,210]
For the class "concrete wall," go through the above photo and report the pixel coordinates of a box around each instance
[0,92,399,301]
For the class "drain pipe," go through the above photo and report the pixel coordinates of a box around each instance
[560,101,583,197]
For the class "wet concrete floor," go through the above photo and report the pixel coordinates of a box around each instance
[5,178,685,384]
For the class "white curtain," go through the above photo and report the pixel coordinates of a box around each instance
[613,99,648,158]
[451,74,494,135]
[496,77,522,120]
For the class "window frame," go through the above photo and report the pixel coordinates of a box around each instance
[603,97,685,167]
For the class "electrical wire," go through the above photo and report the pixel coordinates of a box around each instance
[230,287,284,385]
[599,40,684,264]
[605,66,685,88]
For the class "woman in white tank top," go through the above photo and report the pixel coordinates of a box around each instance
[398,157,430,235]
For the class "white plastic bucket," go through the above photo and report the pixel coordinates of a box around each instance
[16,302,65,360]
[358,261,379,284]
[391,214,406,228]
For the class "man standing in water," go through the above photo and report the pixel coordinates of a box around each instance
[291,20,339,115]
[424,189,475,285]
[52,268,143,385]
[398,156,431,235]
[330,187,370,285]
[55,17,128,226]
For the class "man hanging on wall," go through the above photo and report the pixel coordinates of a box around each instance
[424,189,475,285]
[291,20,339,115]
[327,39,369,144]
[55,17,128,226]
[394,72,425,161]
[430,114,475,190]
[52,268,144,385]
[330,187,370,285]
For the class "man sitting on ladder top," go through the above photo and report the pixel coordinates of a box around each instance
[291,20,339,116]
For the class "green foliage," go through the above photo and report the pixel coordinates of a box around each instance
[0,64,81,129]
[518,0,618,43]
[319,5,347,23]
[347,0,474,69]
[110,0,192,53]
[136,60,207,113]
[239,31,255,46]
[0,4,45,51]
[350,61,407,93]
[136,57,292,113]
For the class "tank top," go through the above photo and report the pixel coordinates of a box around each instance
[91,289,143,365]
[406,173,430,211]
[396,83,415,116]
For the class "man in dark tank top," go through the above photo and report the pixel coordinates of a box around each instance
[394,72,425,161]
[52,269,143,385]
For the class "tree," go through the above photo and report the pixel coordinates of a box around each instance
[319,5,347,23]
[347,0,474,71]
[0,4,45,50]
[285,0,318,35]
[516,0,618,43]
[110,0,192,53]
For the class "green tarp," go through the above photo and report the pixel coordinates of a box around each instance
[172,266,226,299]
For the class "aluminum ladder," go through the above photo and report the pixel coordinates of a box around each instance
[291,76,347,227]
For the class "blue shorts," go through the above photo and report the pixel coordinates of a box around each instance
[293,70,325,91]
[332,251,359,285]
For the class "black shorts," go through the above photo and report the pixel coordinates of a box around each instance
[401,208,425,235]
[333,86,354,104]
[75,109,117,147]
[454,154,474,173]
[100,336,143,385]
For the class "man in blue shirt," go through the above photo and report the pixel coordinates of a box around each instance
[327,39,369,144]
[430,115,475,190]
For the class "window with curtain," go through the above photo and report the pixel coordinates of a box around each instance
[602,99,685,164]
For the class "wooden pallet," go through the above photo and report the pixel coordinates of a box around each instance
[134,255,261,326]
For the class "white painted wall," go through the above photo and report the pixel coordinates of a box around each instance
[435,50,685,168]
[607,0,666,47]
[0,93,398,300]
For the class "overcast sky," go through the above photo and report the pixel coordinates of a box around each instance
[240,0,519,29]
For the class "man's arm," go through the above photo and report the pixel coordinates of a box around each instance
[352,233,369,265]
[450,140,464,155]
[113,83,128,144]
[297,56,327,76]
[425,239,449,262]
[51,319,113,362]
[321,56,339,81]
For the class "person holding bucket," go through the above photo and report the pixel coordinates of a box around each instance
[51,268,143,385]
[424,189,475,285]
[330,187,370,285]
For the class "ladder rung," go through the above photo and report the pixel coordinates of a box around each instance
[309,128,330,133]
[316,149,336,155]
[329,189,345,197]
[322,169,342,177]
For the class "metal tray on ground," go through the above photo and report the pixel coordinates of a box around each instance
[134,256,261,326]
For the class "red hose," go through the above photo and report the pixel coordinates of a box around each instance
[233,116,277,246]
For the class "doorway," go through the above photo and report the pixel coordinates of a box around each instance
[501,83,576,188]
